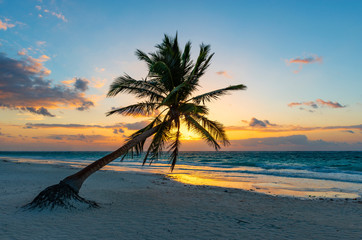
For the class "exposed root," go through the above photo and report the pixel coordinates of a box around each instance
[23,181,99,211]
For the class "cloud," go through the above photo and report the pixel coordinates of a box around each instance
[17,49,27,56]
[46,134,108,142]
[341,130,354,134]
[0,18,15,31]
[286,54,322,73]
[24,121,150,131]
[288,99,345,111]
[216,71,232,79]
[235,135,310,147]
[95,67,105,73]
[288,101,318,109]
[91,77,106,88]
[247,118,276,128]
[21,107,55,117]
[122,121,149,130]
[50,12,67,22]
[288,56,323,64]
[74,78,89,92]
[113,128,125,134]
[226,119,362,133]
[0,53,94,116]
[35,5,68,22]
[25,123,120,129]
[229,135,362,151]
[36,41,46,47]
[315,99,345,108]
[63,77,105,90]
[76,101,94,111]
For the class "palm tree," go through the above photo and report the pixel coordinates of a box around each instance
[24,34,246,210]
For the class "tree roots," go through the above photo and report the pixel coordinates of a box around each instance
[23,181,99,210]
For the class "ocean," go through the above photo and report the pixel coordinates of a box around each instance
[1,151,361,199]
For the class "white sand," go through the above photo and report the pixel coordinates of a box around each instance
[1,160,361,240]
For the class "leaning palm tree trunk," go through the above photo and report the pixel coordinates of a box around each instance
[23,125,160,210]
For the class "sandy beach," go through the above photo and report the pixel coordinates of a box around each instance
[1,159,361,240]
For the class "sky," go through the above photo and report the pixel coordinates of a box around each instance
[0,0,361,151]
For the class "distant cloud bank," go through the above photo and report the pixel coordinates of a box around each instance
[228,118,361,133]
[228,135,362,151]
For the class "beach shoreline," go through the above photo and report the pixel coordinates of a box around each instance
[2,154,361,201]
[1,159,362,239]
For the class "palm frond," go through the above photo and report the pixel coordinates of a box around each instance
[192,114,229,146]
[107,75,165,102]
[168,122,181,171]
[189,84,247,104]
[188,44,213,83]
[150,61,174,89]
[143,120,172,165]
[181,41,193,76]
[184,115,220,150]
[161,80,189,105]
[120,115,163,160]
[179,103,209,115]
[106,102,159,117]
[180,44,214,100]
[135,49,153,68]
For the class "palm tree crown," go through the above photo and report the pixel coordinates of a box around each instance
[107,34,246,170]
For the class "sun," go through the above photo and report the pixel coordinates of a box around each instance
[178,123,201,141]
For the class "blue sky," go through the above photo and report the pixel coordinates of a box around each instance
[0,0,361,150]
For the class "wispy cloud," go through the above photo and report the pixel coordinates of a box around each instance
[0,18,15,31]
[21,107,55,117]
[35,5,68,22]
[288,99,345,111]
[216,71,232,79]
[25,123,122,129]
[24,120,150,131]
[91,77,106,89]
[17,49,27,56]
[122,121,149,130]
[286,54,322,73]
[36,41,46,47]
[46,134,109,142]
[315,99,345,108]
[342,130,354,134]
[0,53,94,117]
[95,67,105,73]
